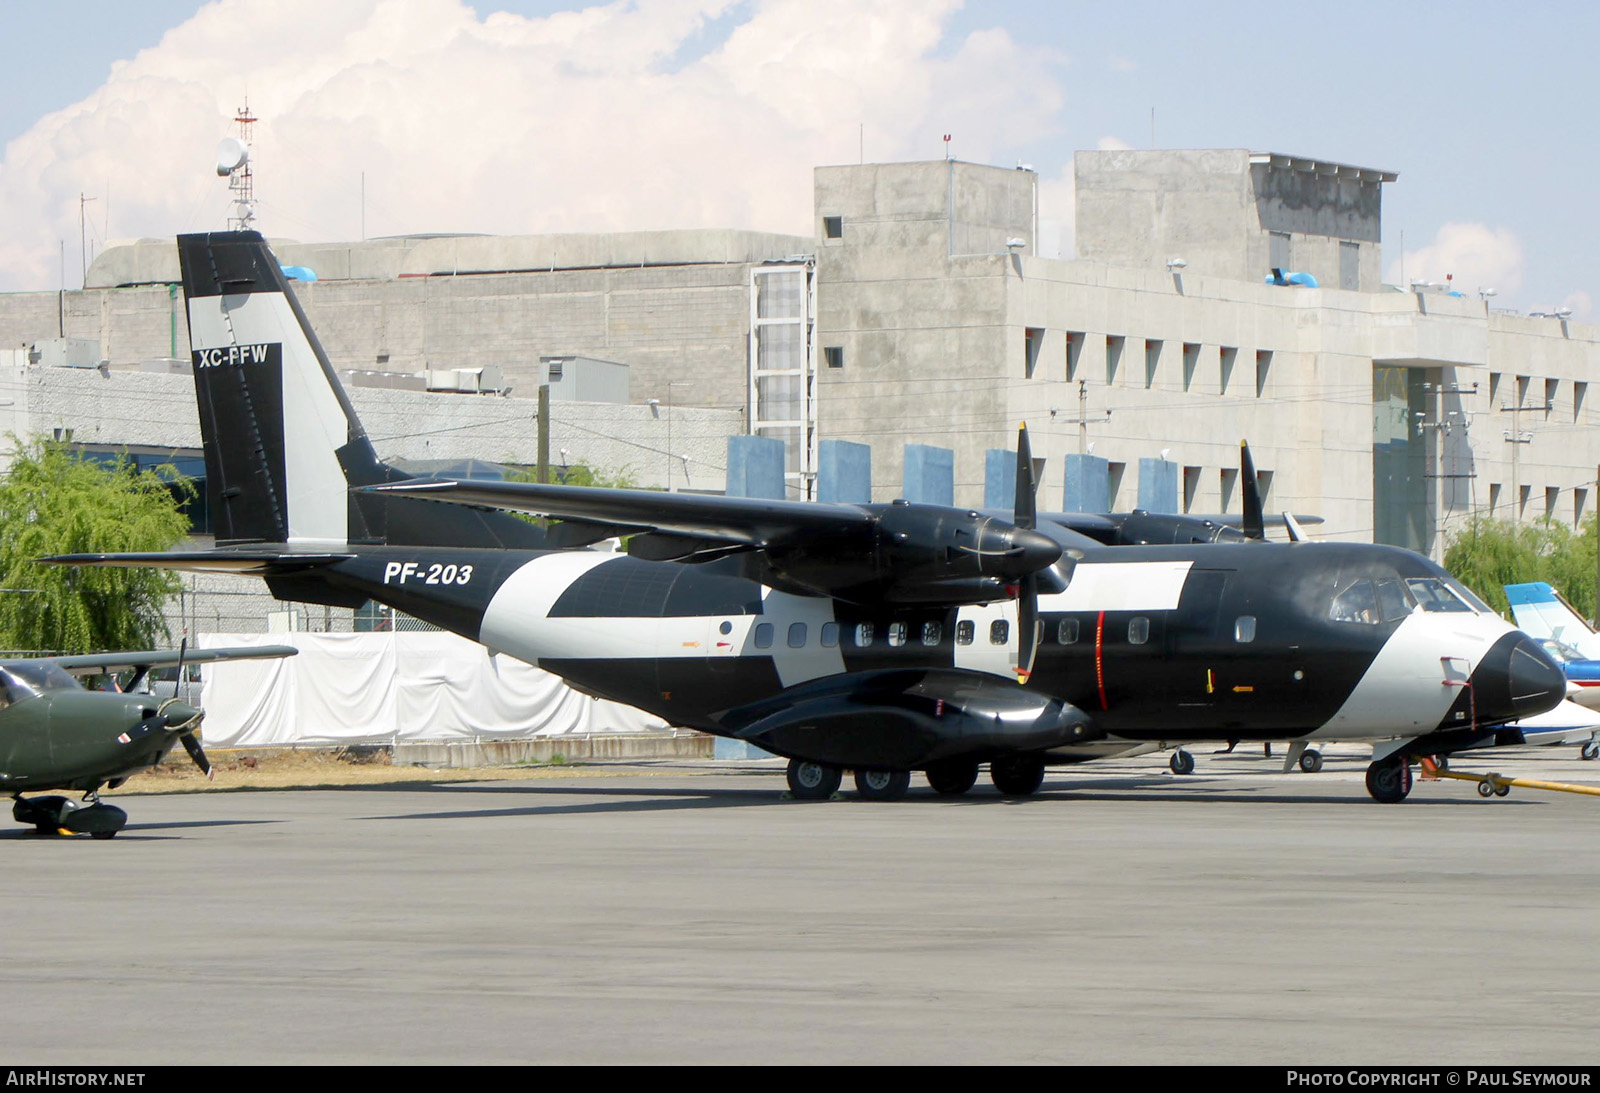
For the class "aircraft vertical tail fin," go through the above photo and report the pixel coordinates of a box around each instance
[1505,582,1600,659]
[177,231,544,550]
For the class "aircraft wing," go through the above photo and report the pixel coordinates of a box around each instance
[34,646,299,677]
[368,476,1064,605]
[366,479,875,544]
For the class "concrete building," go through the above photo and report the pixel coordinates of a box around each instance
[0,147,1595,641]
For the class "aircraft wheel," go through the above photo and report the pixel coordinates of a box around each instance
[1582,741,1599,761]
[1477,780,1495,798]
[854,768,911,801]
[924,757,980,796]
[1298,749,1324,774]
[1169,749,1195,775]
[90,830,117,840]
[13,795,68,829]
[1364,756,1413,803]
[1494,784,1511,798]
[990,754,1046,797]
[785,759,842,801]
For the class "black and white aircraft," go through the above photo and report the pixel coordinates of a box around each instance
[49,231,1569,803]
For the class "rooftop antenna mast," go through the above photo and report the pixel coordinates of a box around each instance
[218,100,256,231]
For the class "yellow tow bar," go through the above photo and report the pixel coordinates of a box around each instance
[1419,758,1600,799]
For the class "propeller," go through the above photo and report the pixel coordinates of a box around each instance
[1239,441,1265,541]
[1014,424,1042,684]
[163,638,213,780]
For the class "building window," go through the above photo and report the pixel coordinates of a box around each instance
[1182,343,1200,391]
[1576,381,1587,423]
[1183,466,1201,513]
[824,346,845,369]
[1025,327,1044,379]
[1066,332,1084,381]
[1546,379,1560,417]
[822,216,843,239]
[1488,482,1502,516]
[1219,347,1237,395]
[1106,335,1125,385]
[1255,350,1272,397]
[1144,339,1162,389]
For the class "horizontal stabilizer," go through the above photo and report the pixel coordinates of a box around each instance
[41,645,299,677]
[42,550,353,576]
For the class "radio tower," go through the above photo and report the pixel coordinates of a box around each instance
[226,101,256,231]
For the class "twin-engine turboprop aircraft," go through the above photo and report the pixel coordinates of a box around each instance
[3,644,297,836]
[48,232,1568,803]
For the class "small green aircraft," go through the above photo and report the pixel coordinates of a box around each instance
[2,644,296,838]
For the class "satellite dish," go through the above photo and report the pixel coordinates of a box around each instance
[216,137,249,177]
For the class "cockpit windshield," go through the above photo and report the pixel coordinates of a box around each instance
[0,662,81,704]
[1405,578,1476,613]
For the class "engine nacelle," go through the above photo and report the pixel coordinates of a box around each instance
[1115,510,1250,545]
[765,502,1061,606]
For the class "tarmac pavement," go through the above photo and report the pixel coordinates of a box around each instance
[4,744,1599,1065]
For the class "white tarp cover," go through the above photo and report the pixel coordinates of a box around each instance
[197,632,668,747]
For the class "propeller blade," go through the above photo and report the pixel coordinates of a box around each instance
[1013,424,1041,683]
[1240,441,1265,541]
[1282,510,1308,543]
[1016,572,1040,684]
[180,731,214,781]
[1014,423,1037,531]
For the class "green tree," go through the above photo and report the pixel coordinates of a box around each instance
[0,439,191,653]
[1444,515,1597,619]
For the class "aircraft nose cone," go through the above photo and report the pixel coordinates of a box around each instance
[161,701,203,729]
[1007,528,1063,575]
[1473,635,1567,722]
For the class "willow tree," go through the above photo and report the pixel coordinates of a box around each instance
[0,439,191,653]
[1443,515,1597,619]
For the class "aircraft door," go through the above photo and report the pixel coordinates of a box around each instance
[1160,569,1231,725]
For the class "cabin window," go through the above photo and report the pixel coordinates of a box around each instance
[956,620,975,646]
[921,621,941,646]
[990,620,1010,645]
[718,620,733,635]
[1128,617,1150,644]
[753,623,775,648]
[1406,578,1474,613]
[787,623,807,648]
[888,621,907,647]
[854,622,875,647]
[1376,579,1415,622]
[1330,579,1379,624]
[1234,616,1256,643]
[1057,618,1079,644]
[820,622,840,648]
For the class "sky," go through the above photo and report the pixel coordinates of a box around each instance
[0,0,1594,317]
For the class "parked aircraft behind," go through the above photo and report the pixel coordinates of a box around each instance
[47,232,1568,803]
[3,644,297,836]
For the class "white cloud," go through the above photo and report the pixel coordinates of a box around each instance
[1096,135,1132,151]
[0,0,1068,290]
[1036,162,1074,260]
[1386,221,1524,297]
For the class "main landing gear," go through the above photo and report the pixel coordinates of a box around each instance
[1169,749,1195,775]
[1364,754,1413,803]
[785,756,1048,800]
[12,793,128,838]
